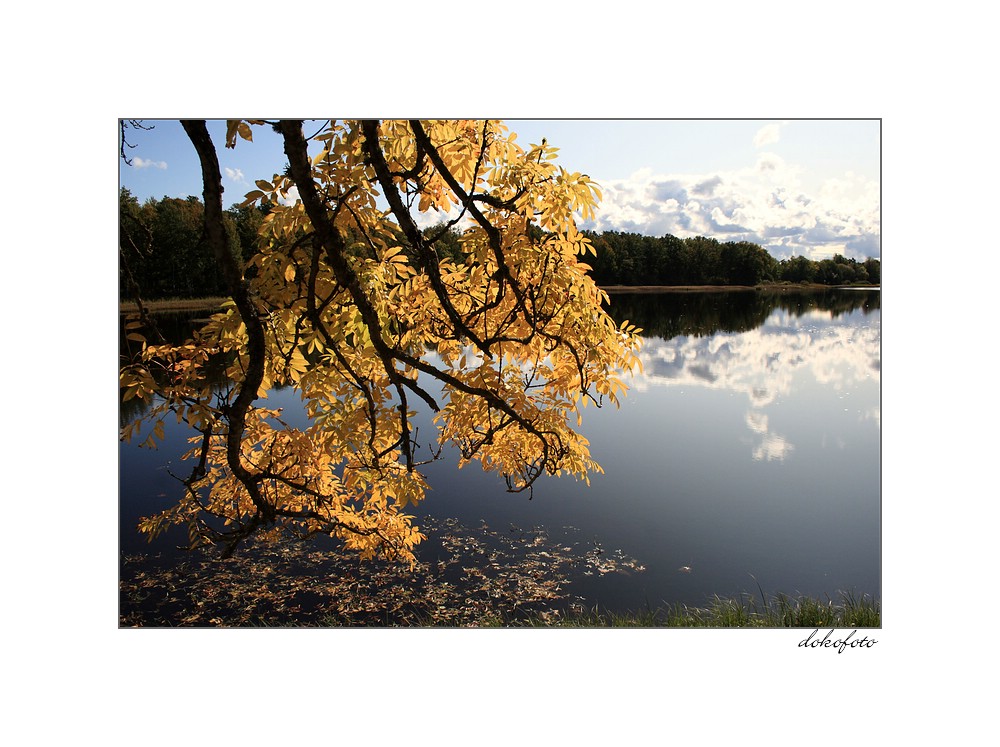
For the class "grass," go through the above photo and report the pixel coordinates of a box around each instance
[297,590,880,628]
[239,591,880,628]
[504,590,880,628]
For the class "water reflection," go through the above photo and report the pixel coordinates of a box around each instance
[604,288,879,340]
[745,411,793,462]
[607,290,880,463]
[120,288,881,610]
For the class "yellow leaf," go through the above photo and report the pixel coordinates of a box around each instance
[240,190,265,207]
[118,118,641,571]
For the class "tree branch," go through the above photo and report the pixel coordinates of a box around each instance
[181,119,274,525]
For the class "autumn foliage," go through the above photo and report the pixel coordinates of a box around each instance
[119,119,642,564]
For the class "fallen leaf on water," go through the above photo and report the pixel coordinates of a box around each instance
[119,515,646,627]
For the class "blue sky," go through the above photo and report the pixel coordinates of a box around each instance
[120,118,880,262]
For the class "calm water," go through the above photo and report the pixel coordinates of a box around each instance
[119,288,880,610]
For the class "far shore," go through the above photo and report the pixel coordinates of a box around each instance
[119,296,230,314]
[120,283,880,314]
[600,283,879,294]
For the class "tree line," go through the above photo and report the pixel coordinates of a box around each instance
[120,188,263,300]
[119,189,879,300]
[584,230,880,287]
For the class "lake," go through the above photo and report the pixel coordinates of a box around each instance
[119,288,880,614]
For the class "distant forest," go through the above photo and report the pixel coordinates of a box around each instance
[120,188,880,301]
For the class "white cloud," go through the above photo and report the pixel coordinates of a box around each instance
[278,185,300,206]
[581,158,880,260]
[411,203,465,230]
[225,167,246,184]
[755,152,785,173]
[132,157,167,170]
[753,122,783,148]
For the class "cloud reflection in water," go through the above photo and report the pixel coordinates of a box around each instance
[629,307,880,461]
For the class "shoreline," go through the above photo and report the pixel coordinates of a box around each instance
[600,283,879,294]
[120,284,880,314]
[119,296,229,314]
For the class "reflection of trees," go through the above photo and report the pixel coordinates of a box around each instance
[119,312,233,428]
[119,371,237,429]
[604,289,880,340]
[118,311,208,361]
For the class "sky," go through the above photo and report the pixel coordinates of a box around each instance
[120,118,880,261]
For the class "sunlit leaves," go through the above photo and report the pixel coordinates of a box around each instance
[121,119,642,567]
[119,366,156,403]
[225,119,263,148]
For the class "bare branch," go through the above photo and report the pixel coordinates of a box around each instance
[119,119,154,165]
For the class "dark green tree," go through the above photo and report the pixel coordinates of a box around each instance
[779,255,817,283]
[119,188,154,301]
[227,200,272,260]
[119,193,242,299]
[719,241,777,286]
[863,257,881,284]
[683,236,722,284]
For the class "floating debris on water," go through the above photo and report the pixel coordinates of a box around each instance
[120,515,646,627]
